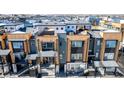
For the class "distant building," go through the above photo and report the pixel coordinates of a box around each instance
[3,23,24,33]
[65,22,77,33]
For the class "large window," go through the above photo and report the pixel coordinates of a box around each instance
[104,40,117,60]
[71,41,84,62]
[56,27,58,30]
[71,53,83,62]
[106,41,117,48]
[42,42,54,51]
[71,41,83,47]
[12,41,24,52]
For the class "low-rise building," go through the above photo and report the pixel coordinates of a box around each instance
[66,34,89,63]
[33,22,66,34]
[4,23,24,33]
[88,30,121,62]
[7,31,32,73]
[0,18,123,77]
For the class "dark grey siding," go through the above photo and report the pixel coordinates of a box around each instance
[58,33,67,64]
[30,39,37,54]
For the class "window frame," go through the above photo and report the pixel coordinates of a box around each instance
[67,26,70,29]
[71,41,83,48]
[61,27,63,30]
[42,42,54,51]
[56,27,59,30]
[104,40,117,60]
[12,41,24,52]
[71,53,83,62]
[71,41,84,62]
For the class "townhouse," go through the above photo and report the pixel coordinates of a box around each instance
[111,22,124,44]
[0,19,123,77]
[89,30,121,60]
[7,31,32,73]
[101,21,124,51]
[0,30,10,74]
[36,30,59,75]
[57,32,90,74]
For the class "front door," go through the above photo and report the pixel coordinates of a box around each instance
[60,64,65,72]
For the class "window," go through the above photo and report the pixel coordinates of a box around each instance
[89,39,94,52]
[121,28,124,31]
[10,27,14,30]
[72,26,74,28]
[97,40,100,46]
[71,41,84,62]
[56,27,58,30]
[42,42,54,51]
[104,40,117,60]
[12,42,24,52]
[13,42,23,49]
[71,41,82,47]
[59,42,62,46]
[61,27,63,30]
[71,53,82,61]
[104,53,115,60]
[106,41,117,48]
[116,27,120,31]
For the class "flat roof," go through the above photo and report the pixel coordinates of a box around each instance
[0,23,6,26]
[11,31,26,34]
[33,22,65,26]
[88,31,102,38]
[25,54,38,60]
[4,23,23,26]
[91,26,107,30]
[103,29,120,33]
[94,61,119,68]
[65,22,91,25]
[39,51,57,57]
[0,50,10,56]
[102,61,119,68]
[37,30,55,36]
[94,61,103,68]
